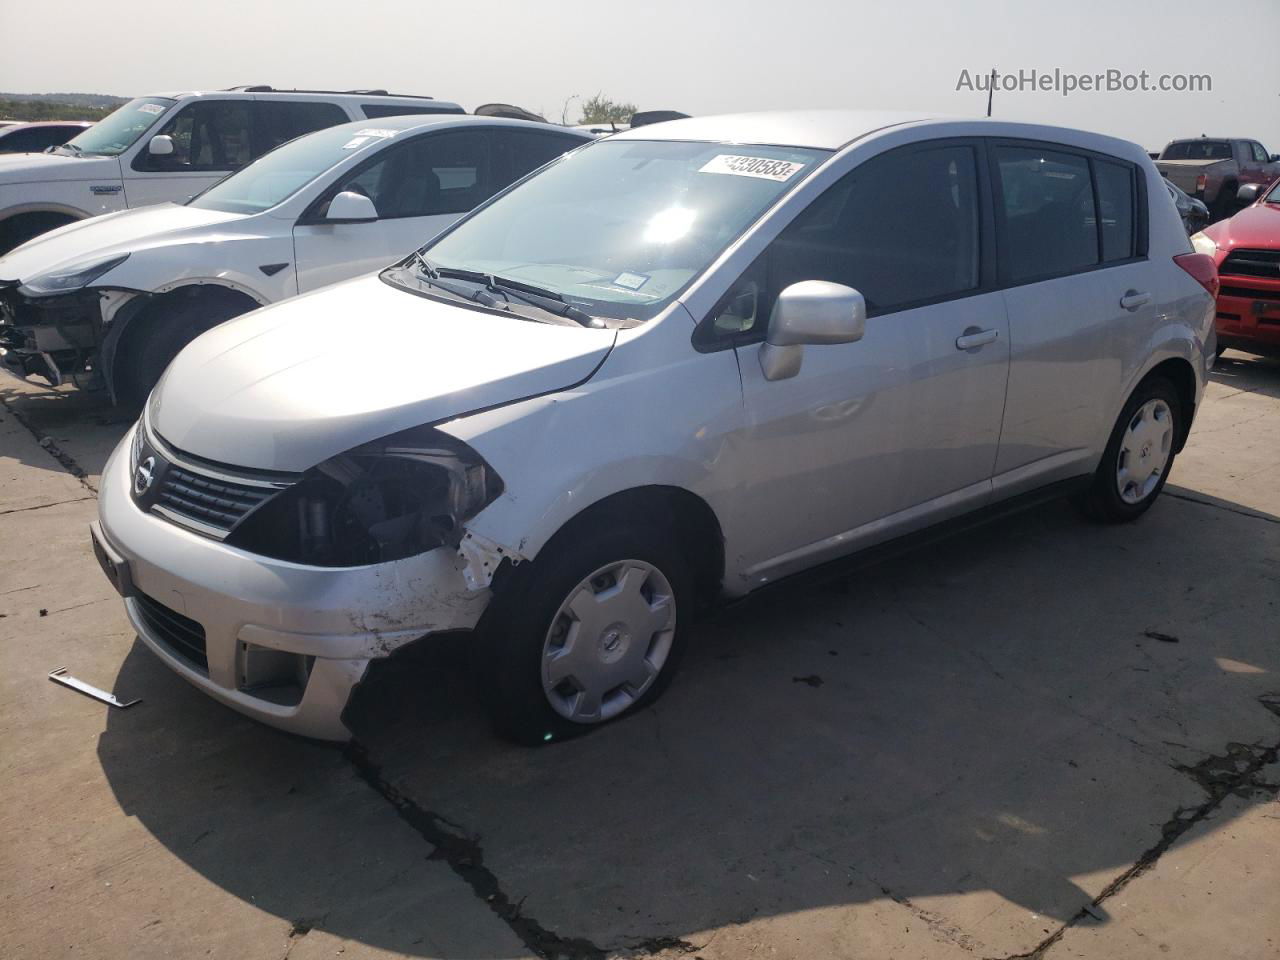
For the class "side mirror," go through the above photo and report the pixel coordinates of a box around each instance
[325,190,378,223]
[758,281,866,381]
[147,135,174,157]
[1236,183,1261,204]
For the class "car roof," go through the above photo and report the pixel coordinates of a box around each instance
[316,114,594,138]
[610,110,936,150]
[144,90,465,111]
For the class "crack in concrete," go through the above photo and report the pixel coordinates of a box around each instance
[0,496,95,517]
[877,883,982,953]
[1163,490,1279,524]
[987,695,1280,960]
[346,742,698,959]
[0,395,97,493]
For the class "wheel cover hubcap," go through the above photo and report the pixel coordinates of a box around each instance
[541,559,676,724]
[1116,398,1174,505]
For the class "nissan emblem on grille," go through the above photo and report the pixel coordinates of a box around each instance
[134,457,156,495]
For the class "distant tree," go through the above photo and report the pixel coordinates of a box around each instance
[0,99,115,122]
[578,93,636,126]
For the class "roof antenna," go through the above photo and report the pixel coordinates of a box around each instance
[986,69,996,118]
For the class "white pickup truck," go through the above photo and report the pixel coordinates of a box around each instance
[0,87,464,253]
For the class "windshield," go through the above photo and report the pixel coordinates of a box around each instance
[1266,180,1280,204]
[394,139,830,322]
[190,125,379,214]
[62,98,174,156]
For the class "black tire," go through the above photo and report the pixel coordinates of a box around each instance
[1211,184,1238,222]
[1081,377,1182,523]
[1215,342,1228,359]
[113,295,251,406]
[482,521,693,746]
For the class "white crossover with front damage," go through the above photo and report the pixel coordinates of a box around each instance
[94,110,1218,742]
[0,114,589,403]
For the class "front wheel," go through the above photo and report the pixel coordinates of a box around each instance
[1082,377,1181,522]
[483,524,691,745]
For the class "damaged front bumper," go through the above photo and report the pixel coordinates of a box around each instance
[0,281,115,388]
[97,428,495,740]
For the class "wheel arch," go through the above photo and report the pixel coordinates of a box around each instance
[493,484,726,610]
[1132,356,1198,453]
[102,281,266,403]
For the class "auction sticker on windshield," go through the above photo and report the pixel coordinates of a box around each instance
[699,155,806,182]
[138,104,165,115]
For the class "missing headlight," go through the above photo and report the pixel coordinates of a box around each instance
[226,425,502,567]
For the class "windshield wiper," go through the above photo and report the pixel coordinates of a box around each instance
[407,252,501,308]
[428,265,603,328]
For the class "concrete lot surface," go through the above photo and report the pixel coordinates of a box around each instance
[1,353,1277,959]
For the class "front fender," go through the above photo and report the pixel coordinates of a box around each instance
[440,310,745,567]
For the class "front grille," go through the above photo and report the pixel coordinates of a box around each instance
[134,591,207,671]
[156,465,278,535]
[1219,285,1280,301]
[1220,248,1280,279]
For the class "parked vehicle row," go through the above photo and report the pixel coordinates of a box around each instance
[72,111,1217,743]
[0,87,465,254]
[1155,136,1280,221]
[0,115,590,400]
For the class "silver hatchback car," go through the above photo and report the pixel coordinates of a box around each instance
[93,111,1218,743]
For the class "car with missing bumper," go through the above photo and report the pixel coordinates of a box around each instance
[93,110,1217,743]
[0,115,590,402]
[0,86,464,254]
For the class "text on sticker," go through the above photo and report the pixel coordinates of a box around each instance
[699,155,805,182]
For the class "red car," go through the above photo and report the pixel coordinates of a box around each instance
[1194,178,1280,358]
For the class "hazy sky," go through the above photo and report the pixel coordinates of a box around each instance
[2,0,1277,152]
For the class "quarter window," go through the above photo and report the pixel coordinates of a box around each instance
[993,146,1098,282]
[1093,159,1136,263]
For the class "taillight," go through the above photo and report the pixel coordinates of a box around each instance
[1174,252,1220,298]
[1195,174,1207,194]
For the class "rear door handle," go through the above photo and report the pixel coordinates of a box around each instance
[955,327,1000,350]
[1120,290,1152,311]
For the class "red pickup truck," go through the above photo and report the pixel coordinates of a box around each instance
[1156,138,1280,220]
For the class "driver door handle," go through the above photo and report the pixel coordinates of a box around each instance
[955,327,1000,350]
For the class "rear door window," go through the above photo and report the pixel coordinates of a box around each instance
[255,101,349,154]
[495,129,585,183]
[992,145,1098,282]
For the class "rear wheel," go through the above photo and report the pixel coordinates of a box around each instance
[483,523,691,745]
[1082,377,1181,522]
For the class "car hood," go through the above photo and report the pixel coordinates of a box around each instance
[151,274,617,472]
[0,203,245,282]
[0,151,117,185]
[1205,203,1280,252]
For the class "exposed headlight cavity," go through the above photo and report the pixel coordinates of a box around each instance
[227,425,503,567]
